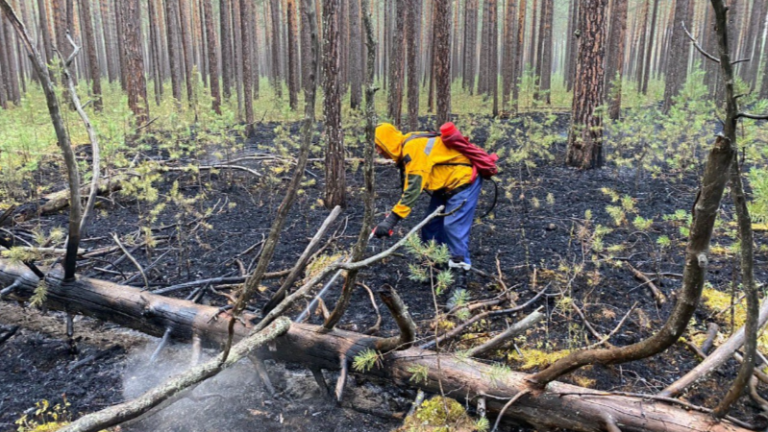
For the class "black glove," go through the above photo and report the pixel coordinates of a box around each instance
[373,213,401,238]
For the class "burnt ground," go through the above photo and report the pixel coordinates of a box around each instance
[2,113,768,431]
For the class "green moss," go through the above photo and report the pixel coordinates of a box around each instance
[398,396,476,432]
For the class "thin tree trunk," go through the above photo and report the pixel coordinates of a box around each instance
[606,0,627,119]
[565,0,606,169]
[287,0,299,110]
[434,0,451,125]
[220,0,232,100]
[323,0,346,209]
[564,0,577,91]
[119,0,148,124]
[538,0,552,105]
[148,0,163,106]
[502,0,516,109]
[270,0,283,97]
[463,0,477,93]
[348,0,362,109]
[239,0,254,135]
[79,0,101,110]
[98,0,116,83]
[641,0,658,94]
[231,0,243,117]
[635,0,649,87]
[202,0,219,114]
[511,0,526,112]
[387,0,405,127]
[165,0,183,105]
[179,0,195,106]
[662,0,690,113]
[405,0,420,130]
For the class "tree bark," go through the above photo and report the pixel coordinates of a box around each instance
[286,0,299,110]
[178,0,195,106]
[565,0,607,169]
[433,0,451,126]
[511,0,525,113]
[39,0,55,73]
[0,260,754,432]
[462,0,477,94]
[634,0,649,87]
[148,0,164,106]
[641,0,659,94]
[348,0,362,109]
[387,0,405,127]
[564,0,577,92]
[79,0,101,110]
[662,0,690,113]
[501,0,516,109]
[165,0,183,105]
[219,0,232,100]
[239,0,255,135]
[405,0,419,130]
[269,0,283,97]
[606,0,627,120]
[202,0,219,114]
[323,0,346,209]
[119,0,149,124]
[537,0,552,105]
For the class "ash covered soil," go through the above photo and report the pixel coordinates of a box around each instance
[2,113,768,430]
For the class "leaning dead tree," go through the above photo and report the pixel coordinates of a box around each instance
[530,0,745,391]
[0,260,754,432]
[0,0,81,282]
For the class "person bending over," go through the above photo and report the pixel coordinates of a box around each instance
[372,123,483,303]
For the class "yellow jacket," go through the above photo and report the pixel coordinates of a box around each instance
[375,123,474,218]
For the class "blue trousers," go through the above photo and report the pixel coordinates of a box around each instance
[421,177,482,265]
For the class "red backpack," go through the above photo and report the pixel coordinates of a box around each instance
[439,122,500,180]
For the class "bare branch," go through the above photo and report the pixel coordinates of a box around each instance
[737,112,768,121]
[730,57,751,66]
[682,22,720,64]
[112,234,149,290]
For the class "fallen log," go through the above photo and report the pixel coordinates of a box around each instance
[0,259,753,432]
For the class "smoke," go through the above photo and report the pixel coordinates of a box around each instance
[120,342,269,432]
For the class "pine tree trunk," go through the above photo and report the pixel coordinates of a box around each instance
[634,0,648,86]
[501,0,516,109]
[662,0,689,113]
[533,0,547,98]
[606,0,626,119]
[434,0,451,125]
[37,0,54,69]
[641,0,658,94]
[1,5,19,104]
[462,0,477,93]
[405,0,420,130]
[451,0,461,82]
[179,0,195,106]
[528,0,537,69]
[477,0,490,95]
[338,0,348,91]
[202,0,219,114]
[119,0,149,124]
[489,0,499,115]
[270,0,283,97]
[164,0,183,105]
[323,0,346,209]
[348,0,362,109]
[743,0,766,89]
[147,0,163,106]
[231,0,243,117]
[564,0,577,91]
[286,0,299,110]
[239,0,255,135]
[761,33,768,99]
[537,0,552,104]
[79,0,101,110]
[566,0,606,170]
[220,0,232,100]
[511,0,525,112]
[0,17,8,108]
[387,0,405,127]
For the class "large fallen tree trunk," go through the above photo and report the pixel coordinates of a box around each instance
[0,260,751,432]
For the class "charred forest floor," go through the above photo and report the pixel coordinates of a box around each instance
[2,113,768,431]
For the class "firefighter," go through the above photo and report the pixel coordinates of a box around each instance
[372,123,483,302]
